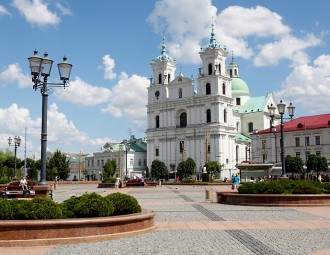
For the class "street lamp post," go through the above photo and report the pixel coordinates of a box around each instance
[124,142,131,177]
[28,50,72,185]
[8,136,21,179]
[268,100,295,177]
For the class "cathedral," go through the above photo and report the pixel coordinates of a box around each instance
[146,25,278,179]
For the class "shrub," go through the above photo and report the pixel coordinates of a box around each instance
[262,181,286,194]
[61,195,81,218]
[74,192,114,218]
[12,199,33,220]
[29,197,62,219]
[102,177,116,184]
[182,178,196,183]
[292,182,323,194]
[0,199,14,220]
[105,192,141,215]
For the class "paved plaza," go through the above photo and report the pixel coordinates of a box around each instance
[1,184,330,255]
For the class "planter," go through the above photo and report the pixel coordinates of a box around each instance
[0,209,156,247]
[217,192,330,207]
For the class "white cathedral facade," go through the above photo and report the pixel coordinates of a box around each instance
[146,26,279,179]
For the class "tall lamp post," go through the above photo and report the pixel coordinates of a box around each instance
[8,136,21,179]
[268,100,295,177]
[28,50,72,185]
[124,142,131,177]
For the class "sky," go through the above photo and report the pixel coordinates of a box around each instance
[0,0,329,159]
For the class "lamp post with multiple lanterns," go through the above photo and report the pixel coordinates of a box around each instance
[268,100,295,177]
[8,136,21,179]
[28,50,72,185]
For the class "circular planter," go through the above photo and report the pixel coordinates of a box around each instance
[0,209,156,247]
[217,192,330,207]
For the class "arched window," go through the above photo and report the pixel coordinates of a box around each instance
[158,73,162,84]
[234,69,237,76]
[208,63,212,75]
[168,74,171,83]
[206,109,211,123]
[222,83,226,95]
[248,122,254,133]
[179,88,182,98]
[236,145,239,163]
[180,112,187,128]
[236,98,241,105]
[206,83,211,95]
[218,64,221,75]
[224,109,227,123]
[156,115,160,128]
[230,69,233,77]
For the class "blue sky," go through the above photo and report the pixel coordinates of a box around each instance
[0,0,329,159]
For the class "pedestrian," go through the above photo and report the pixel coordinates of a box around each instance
[20,177,28,190]
[115,175,121,189]
[234,173,240,190]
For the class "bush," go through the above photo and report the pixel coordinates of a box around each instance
[105,192,141,215]
[74,192,114,218]
[292,182,323,194]
[29,197,63,219]
[102,177,116,184]
[0,199,14,220]
[262,181,286,194]
[61,195,81,218]
[181,178,196,183]
[0,177,10,184]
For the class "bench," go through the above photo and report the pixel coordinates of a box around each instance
[3,180,37,199]
[125,179,157,187]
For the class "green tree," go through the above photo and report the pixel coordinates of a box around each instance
[307,154,328,176]
[177,158,196,179]
[103,159,116,178]
[204,161,222,182]
[145,166,150,178]
[47,150,70,181]
[285,155,305,178]
[151,159,168,180]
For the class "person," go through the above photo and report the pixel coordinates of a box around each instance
[115,175,121,189]
[317,174,322,183]
[139,176,147,186]
[234,173,240,190]
[54,176,59,190]
[20,177,28,190]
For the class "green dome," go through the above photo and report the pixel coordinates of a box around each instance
[231,77,250,97]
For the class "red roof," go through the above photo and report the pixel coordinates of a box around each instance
[254,113,330,135]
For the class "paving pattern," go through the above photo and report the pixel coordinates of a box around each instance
[1,184,329,255]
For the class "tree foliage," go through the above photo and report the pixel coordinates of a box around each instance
[306,154,328,175]
[103,159,116,178]
[285,155,305,174]
[204,161,222,174]
[151,159,168,180]
[177,157,196,179]
[47,150,70,181]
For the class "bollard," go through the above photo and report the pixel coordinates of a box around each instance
[205,188,213,202]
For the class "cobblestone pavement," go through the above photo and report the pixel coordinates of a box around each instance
[1,184,329,255]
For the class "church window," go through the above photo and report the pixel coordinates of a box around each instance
[179,88,182,98]
[234,69,237,76]
[236,145,239,163]
[158,74,162,84]
[208,63,212,75]
[230,69,233,77]
[156,115,160,128]
[168,73,171,83]
[218,64,221,74]
[223,109,227,123]
[248,122,253,133]
[155,148,159,157]
[222,83,226,95]
[206,109,211,123]
[206,83,211,95]
[180,112,187,127]
[236,98,241,105]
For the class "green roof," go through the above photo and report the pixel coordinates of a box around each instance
[235,133,251,143]
[231,77,250,97]
[234,93,271,114]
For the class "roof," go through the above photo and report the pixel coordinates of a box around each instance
[231,77,250,97]
[151,37,176,63]
[234,93,271,114]
[235,133,251,143]
[200,23,226,52]
[255,113,330,135]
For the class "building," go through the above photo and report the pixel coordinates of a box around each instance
[84,135,147,180]
[145,25,277,179]
[251,114,330,165]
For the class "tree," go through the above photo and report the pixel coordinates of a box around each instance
[103,159,116,178]
[145,166,150,178]
[47,150,70,181]
[307,154,328,176]
[151,159,168,180]
[177,158,196,179]
[204,161,222,182]
[285,155,305,178]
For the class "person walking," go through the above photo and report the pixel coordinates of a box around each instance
[234,173,240,190]
[115,175,121,189]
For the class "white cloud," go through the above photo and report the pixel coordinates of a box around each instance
[100,54,117,80]
[55,76,112,106]
[55,2,71,15]
[12,0,60,27]
[276,54,330,112]
[0,5,11,15]
[0,63,31,88]
[102,72,149,129]
[148,1,321,67]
